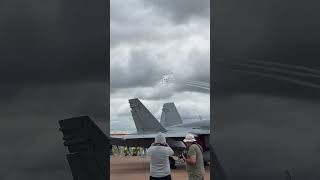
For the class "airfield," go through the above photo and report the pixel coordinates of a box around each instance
[110,155,210,180]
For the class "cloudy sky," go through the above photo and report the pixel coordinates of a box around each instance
[212,0,320,179]
[1,1,107,179]
[110,0,210,132]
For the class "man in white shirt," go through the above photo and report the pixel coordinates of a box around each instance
[146,133,174,180]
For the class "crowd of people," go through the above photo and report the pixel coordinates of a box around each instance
[111,145,146,156]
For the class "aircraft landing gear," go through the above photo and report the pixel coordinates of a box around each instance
[169,157,176,169]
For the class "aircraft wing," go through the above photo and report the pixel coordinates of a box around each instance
[111,136,153,148]
[111,136,186,150]
[111,129,209,148]
[112,133,194,139]
[111,133,185,147]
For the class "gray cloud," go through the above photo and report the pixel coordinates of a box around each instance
[143,0,210,23]
[111,48,210,91]
[110,0,210,47]
[111,50,164,89]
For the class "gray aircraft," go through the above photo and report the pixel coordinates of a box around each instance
[58,98,215,180]
[111,98,210,168]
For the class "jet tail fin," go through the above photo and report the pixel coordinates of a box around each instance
[160,102,183,127]
[129,98,166,133]
[58,116,109,180]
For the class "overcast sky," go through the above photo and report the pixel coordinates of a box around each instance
[0,1,107,179]
[212,0,320,179]
[110,0,210,132]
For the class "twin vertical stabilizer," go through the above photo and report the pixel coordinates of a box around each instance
[160,103,183,127]
[129,98,166,133]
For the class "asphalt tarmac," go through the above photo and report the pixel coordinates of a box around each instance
[110,156,210,180]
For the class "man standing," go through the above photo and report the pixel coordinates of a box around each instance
[182,133,205,180]
[146,133,174,180]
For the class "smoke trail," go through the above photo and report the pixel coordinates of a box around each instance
[159,73,210,90]
[185,83,210,90]
[187,80,210,85]
[186,81,210,87]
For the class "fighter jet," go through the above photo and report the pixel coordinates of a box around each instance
[58,99,225,180]
[111,98,210,168]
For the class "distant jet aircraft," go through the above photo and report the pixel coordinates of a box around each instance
[111,98,210,168]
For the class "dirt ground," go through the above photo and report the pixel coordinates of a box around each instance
[110,156,210,180]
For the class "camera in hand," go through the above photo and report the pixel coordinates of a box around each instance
[179,153,187,159]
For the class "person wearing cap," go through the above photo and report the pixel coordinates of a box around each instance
[146,133,174,180]
[182,133,205,180]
